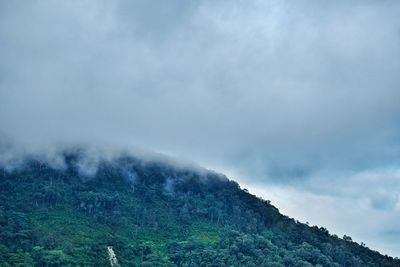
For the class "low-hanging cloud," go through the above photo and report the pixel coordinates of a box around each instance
[1,0,399,178]
[1,0,400,256]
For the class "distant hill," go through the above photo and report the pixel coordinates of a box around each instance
[0,150,399,266]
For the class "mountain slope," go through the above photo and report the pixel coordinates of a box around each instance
[0,152,398,266]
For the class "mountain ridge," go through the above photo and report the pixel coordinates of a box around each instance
[0,150,399,266]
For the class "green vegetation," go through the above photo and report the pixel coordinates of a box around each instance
[0,152,399,266]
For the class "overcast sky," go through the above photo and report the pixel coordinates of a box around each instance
[1,0,400,257]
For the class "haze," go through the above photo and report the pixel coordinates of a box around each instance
[1,0,400,256]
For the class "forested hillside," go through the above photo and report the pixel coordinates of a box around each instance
[0,151,399,266]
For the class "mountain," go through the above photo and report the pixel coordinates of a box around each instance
[0,150,399,267]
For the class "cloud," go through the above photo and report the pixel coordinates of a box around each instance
[242,170,400,257]
[1,0,399,177]
[1,0,400,257]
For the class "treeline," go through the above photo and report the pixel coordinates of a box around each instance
[0,154,399,266]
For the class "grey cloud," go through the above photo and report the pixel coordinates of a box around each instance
[370,194,398,211]
[254,167,400,255]
[1,1,400,180]
[1,0,400,256]
[116,0,198,41]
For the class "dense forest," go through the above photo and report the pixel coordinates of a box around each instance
[0,150,399,266]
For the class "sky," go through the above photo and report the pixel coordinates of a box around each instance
[1,0,400,257]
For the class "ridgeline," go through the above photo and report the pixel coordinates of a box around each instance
[0,151,398,266]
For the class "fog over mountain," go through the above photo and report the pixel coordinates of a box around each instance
[1,0,400,256]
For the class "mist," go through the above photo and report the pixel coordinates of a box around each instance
[1,0,400,256]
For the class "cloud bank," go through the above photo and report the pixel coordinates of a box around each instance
[1,0,400,256]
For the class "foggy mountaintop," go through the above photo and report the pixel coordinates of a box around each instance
[0,144,212,178]
[0,148,399,266]
[1,0,400,260]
